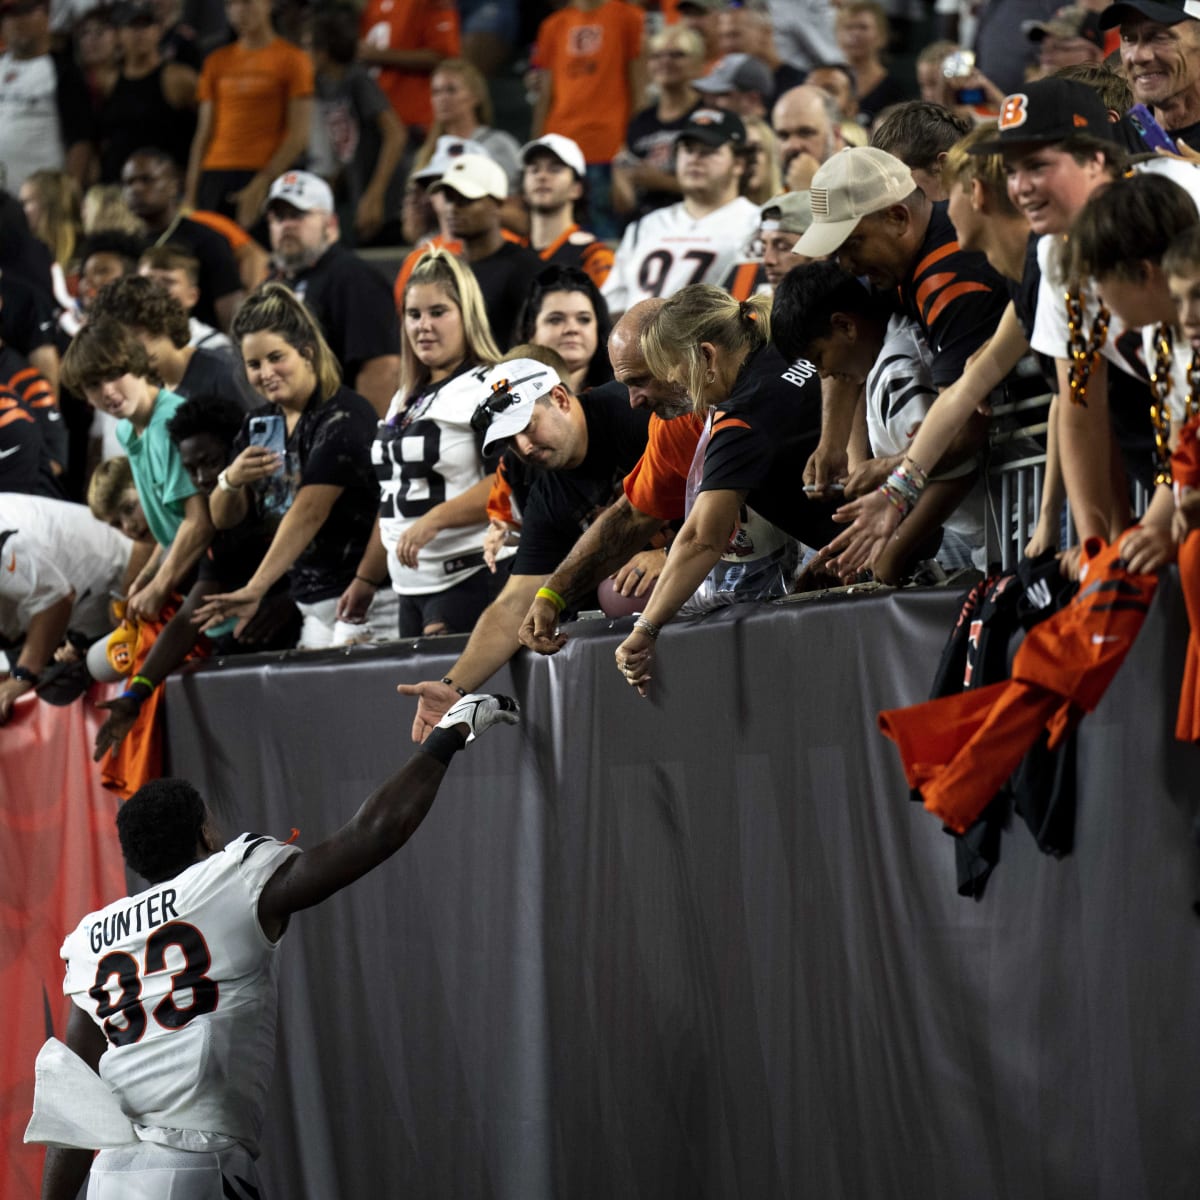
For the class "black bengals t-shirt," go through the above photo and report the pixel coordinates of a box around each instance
[512,381,650,577]
[699,345,835,548]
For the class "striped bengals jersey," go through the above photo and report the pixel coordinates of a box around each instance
[896,202,1008,389]
[0,344,64,472]
[531,223,615,289]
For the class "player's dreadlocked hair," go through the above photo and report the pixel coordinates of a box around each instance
[117,778,209,883]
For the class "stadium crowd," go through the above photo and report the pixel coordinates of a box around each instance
[7,0,1200,1193]
[2,0,1200,764]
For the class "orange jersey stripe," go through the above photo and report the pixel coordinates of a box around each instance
[911,240,959,281]
[727,262,760,302]
[924,280,992,328]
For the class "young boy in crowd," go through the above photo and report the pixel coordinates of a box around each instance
[92,394,299,762]
[62,319,213,622]
[139,245,234,353]
[1070,170,1200,574]
[87,455,152,545]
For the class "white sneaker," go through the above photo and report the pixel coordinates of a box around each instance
[435,693,520,743]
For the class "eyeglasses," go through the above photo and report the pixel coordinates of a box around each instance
[649,50,689,61]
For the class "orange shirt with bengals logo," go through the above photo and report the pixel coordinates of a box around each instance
[896,202,1008,388]
[533,0,646,164]
[198,38,315,171]
[360,0,460,130]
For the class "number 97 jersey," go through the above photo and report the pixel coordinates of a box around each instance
[60,834,300,1155]
[601,195,762,312]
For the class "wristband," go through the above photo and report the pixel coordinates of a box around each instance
[536,586,567,613]
[10,664,39,686]
[633,616,661,640]
[355,574,386,588]
[216,468,242,494]
[440,676,467,696]
[420,725,466,766]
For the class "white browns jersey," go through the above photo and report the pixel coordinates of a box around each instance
[602,195,761,312]
[376,365,513,594]
[61,834,300,1156]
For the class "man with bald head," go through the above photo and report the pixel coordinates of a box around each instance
[518,297,832,656]
[772,84,844,192]
[1101,0,1200,146]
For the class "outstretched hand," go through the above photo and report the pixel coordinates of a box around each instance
[396,678,461,743]
[93,695,141,762]
[820,489,904,579]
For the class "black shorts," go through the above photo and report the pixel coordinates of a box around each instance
[398,563,509,638]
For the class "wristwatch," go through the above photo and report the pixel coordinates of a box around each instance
[216,469,242,494]
[10,664,39,686]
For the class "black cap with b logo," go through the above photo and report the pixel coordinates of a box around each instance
[968,77,1116,154]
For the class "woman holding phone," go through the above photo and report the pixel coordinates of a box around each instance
[194,283,393,649]
[337,249,506,638]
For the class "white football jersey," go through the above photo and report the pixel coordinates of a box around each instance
[61,834,300,1155]
[0,495,132,645]
[376,366,514,594]
[602,195,761,312]
[866,316,985,560]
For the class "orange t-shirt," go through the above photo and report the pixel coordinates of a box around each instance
[198,38,315,171]
[534,1,646,164]
[622,411,703,520]
[360,0,461,130]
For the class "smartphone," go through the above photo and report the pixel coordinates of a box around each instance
[1128,104,1178,155]
[248,414,285,474]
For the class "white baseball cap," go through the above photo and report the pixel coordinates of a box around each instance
[413,135,491,183]
[475,359,563,452]
[520,133,587,178]
[793,148,915,258]
[431,154,509,202]
[266,170,334,214]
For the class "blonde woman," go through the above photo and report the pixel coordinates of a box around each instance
[338,249,510,639]
[82,184,147,238]
[194,284,392,649]
[19,169,83,315]
[612,285,836,695]
[414,58,524,227]
[741,118,782,206]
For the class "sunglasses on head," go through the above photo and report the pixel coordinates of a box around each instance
[470,380,519,436]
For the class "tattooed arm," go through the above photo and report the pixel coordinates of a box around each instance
[519,495,662,654]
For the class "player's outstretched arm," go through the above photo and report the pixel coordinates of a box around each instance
[256,696,519,936]
[41,1008,107,1200]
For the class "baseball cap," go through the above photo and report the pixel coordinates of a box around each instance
[967,78,1116,154]
[1098,0,1200,29]
[760,190,814,235]
[693,54,775,101]
[431,154,509,202]
[793,148,915,257]
[520,133,586,178]
[412,135,491,184]
[266,170,334,214]
[474,360,563,452]
[1022,5,1104,43]
[675,107,747,148]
